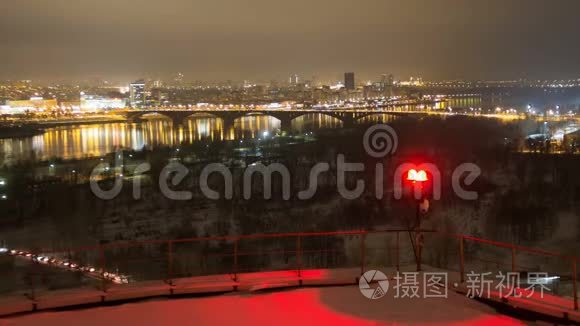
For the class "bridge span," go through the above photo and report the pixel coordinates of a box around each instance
[119,107,433,129]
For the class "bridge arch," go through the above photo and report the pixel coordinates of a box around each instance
[182,112,223,121]
[287,111,345,122]
[230,112,283,128]
[126,111,174,122]
[227,111,349,131]
[351,111,402,123]
[287,112,345,131]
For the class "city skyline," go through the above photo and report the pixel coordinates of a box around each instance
[7,73,580,88]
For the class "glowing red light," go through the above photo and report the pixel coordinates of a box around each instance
[407,169,428,182]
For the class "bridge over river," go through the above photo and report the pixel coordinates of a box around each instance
[119,104,436,129]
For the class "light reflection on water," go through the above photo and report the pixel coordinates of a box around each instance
[0,114,397,164]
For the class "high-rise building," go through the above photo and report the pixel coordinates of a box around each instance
[344,72,355,90]
[129,80,146,108]
[289,74,299,86]
[381,74,394,87]
[150,88,168,106]
[381,74,395,97]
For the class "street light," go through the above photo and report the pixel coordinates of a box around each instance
[406,168,430,271]
[407,169,428,183]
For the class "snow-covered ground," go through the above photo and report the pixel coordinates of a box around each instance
[0,285,522,326]
[1,266,578,324]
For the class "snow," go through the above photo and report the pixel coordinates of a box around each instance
[0,266,577,324]
[0,286,522,326]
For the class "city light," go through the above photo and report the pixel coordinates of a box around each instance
[1,247,129,284]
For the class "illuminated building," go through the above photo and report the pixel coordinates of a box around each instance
[1,97,58,114]
[344,72,355,90]
[399,77,424,87]
[381,74,394,87]
[81,93,125,111]
[150,88,168,106]
[129,80,146,108]
[59,93,126,112]
[59,101,81,111]
[381,74,395,97]
[289,74,299,86]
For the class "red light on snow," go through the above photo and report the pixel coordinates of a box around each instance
[407,169,428,182]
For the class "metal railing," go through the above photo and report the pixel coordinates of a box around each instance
[423,232,578,311]
[0,229,577,311]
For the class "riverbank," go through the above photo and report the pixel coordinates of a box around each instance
[9,115,126,127]
[0,115,127,138]
[0,125,44,139]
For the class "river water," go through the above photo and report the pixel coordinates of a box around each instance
[0,113,401,164]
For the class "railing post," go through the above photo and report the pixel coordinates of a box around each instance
[167,240,173,284]
[30,273,36,302]
[360,233,366,275]
[396,232,400,272]
[28,261,36,302]
[99,245,107,293]
[459,236,465,283]
[296,236,302,277]
[573,258,578,311]
[511,246,516,273]
[417,232,422,272]
[233,239,238,282]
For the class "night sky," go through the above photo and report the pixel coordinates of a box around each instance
[1,0,580,83]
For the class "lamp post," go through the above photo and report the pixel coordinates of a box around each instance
[406,169,429,271]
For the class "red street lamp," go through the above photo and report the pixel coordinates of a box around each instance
[407,169,428,183]
[406,168,429,271]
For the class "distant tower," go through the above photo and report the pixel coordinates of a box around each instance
[289,74,299,86]
[129,80,146,108]
[380,73,394,85]
[344,72,355,90]
[382,74,395,97]
[380,74,388,88]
